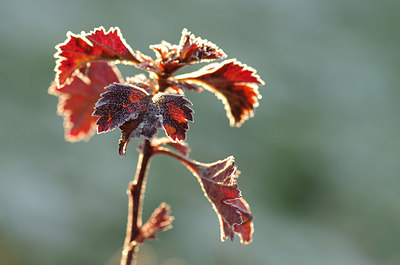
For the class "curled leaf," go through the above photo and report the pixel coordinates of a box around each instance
[117,105,162,156]
[150,41,179,62]
[148,29,227,77]
[135,203,174,243]
[49,61,123,142]
[230,198,254,244]
[149,41,181,75]
[175,59,264,126]
[178,28,227,63]
[179,155,254,245]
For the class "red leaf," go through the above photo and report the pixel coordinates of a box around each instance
[175,59,264,126]
[55,26,140,87]
[230,198,254,244]
[149,41,182,75]
[93,83,151,133]
[150,28,226,65]
[155,94,194,141]
[183,156,254,245]
[93,83,193,155]
[135,203,174,243]
[148,29,226,76]
[150,41,179,63]
[48,61,122,142]
[178,28,227,63]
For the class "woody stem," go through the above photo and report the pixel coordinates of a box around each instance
[120,139,153,265]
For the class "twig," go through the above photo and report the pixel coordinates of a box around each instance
[120,139,153,265]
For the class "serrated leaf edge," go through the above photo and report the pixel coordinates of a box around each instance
[54,26,138,88]
[175,59,264,126]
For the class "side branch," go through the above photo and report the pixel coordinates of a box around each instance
[120,139,153,265]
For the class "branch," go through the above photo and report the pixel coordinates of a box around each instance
[120,139,153,265]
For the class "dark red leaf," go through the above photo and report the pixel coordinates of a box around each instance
[148,29,226,76]
[178,28,227,63]
[118,117,144,156]
[55,27,140,87]
[175,59,264,126]
[155,94,194,141]
[149,41,181,75]
[135,203,174,243]
[93,83,152,133]
[48,61,123,142]
[183,156,254,245]
[117,107,162,156]
[93,83,193,155]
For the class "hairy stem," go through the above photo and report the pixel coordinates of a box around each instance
[120,139,153,265]
[153,146,194,169]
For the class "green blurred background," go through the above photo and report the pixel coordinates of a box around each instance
[1,0,399,264]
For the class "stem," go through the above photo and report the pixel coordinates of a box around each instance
[120,139,153,265]
[154,147,190,165]
[153,146,197,172]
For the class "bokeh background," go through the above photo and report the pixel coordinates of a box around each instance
[1,0,399,264]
